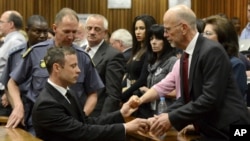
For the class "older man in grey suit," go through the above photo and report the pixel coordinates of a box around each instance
[84,14,126,117]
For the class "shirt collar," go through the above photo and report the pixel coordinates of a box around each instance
[47,79,68,96]
[185,32,199,56]
[123,47,132,53]
[88,39,104,53]
[247,23,250,30]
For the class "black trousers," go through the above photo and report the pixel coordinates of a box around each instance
[0,90,12,116]
[247,84,250,106]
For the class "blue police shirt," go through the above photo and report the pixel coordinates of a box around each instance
[10,39,104,105]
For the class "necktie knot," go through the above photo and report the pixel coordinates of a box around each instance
[85,46,91,52]
[66,91,71,99]
[183,52,189,59]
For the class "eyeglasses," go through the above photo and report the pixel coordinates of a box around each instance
[0,20,9,24]
[203,31,215,36]
[164,23,182,33]
[86,26,104,32]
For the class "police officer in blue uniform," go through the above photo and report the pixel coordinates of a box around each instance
[0,15,48,134]
[5,8,104,135]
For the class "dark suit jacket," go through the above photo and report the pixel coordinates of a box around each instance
[32,82,126,141]
[167,35,250,140]
[90,41,126,116]
[123,48,132,63]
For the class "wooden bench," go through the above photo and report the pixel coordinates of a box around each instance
[0,116,8,125]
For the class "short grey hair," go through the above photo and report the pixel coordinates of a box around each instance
[85,14,108,30]
[111,29,132,48]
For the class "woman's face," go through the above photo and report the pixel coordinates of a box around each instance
[203,24,218,42]
[135,20,146,42]
[150,35,164,53]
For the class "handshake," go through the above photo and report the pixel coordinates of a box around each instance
[121,95,172,137]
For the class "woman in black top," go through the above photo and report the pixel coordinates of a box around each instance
[122,14,156,118]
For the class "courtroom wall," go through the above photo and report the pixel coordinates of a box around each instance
[0,0,248,34]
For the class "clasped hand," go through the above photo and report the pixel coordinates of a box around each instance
[126,95,172,136]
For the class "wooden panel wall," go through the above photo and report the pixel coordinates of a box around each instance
[0,0,248,34]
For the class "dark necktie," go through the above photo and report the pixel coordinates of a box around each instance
[66,90,78,110]
[183,52,190,103]
[183,53,199,131]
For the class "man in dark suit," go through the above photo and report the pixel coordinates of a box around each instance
[147,5,250,140]
[85,14,126,116]
[32,47,149,141]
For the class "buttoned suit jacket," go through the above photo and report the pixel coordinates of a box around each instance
[167,35,250,139]
[90,41,126,116]
[32,82,126,141]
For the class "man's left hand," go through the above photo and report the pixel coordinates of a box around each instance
[150,113,172,136]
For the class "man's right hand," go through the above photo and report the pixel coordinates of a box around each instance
[124,118,150,134]
[5,104,25,128]
[1,93,9,107]
[120,95,140,117]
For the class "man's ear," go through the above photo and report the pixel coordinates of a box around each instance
[52,24,57,33]
[53,63,61,72]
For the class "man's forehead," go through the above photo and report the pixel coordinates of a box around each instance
[163,13,177,25]
[0,12,9,20]
[86,18,103,27]
[31,21,48,27]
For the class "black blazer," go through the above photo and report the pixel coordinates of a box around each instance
[32,82,126,141]
[90,41,126,116]
[167,35,250,139]
[123,48,132,63]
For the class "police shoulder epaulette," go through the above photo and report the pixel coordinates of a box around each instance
[22,40,51,58]
[8,45,25,55]
[22,47,33,58]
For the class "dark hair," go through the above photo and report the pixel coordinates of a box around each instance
[217,13,228,19]
[196,19,205,33]
[8,12,23,29]
[204,15,239,57]
[27,15,47,29]
[147,24,175,64]
[44,47,76,74]
[130,14,156,61]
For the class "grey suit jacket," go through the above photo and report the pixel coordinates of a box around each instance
[91,41,126,116]
[32,82,126,141]
[167,35,250,139]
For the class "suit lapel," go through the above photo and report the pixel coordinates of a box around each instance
[92,42,107,66]
[189,35,203,95]
[45,83,84,120]
[67,89,86,119]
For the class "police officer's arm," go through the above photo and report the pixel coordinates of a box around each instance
[83,92,97,116]
[5,78,25,128]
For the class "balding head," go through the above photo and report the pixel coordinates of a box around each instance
[0,10,23,35]
[164,5,196,30]
[163,5,197,49]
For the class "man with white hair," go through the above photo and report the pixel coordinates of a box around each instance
[110,29,132,62]
[74,22,87,48]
